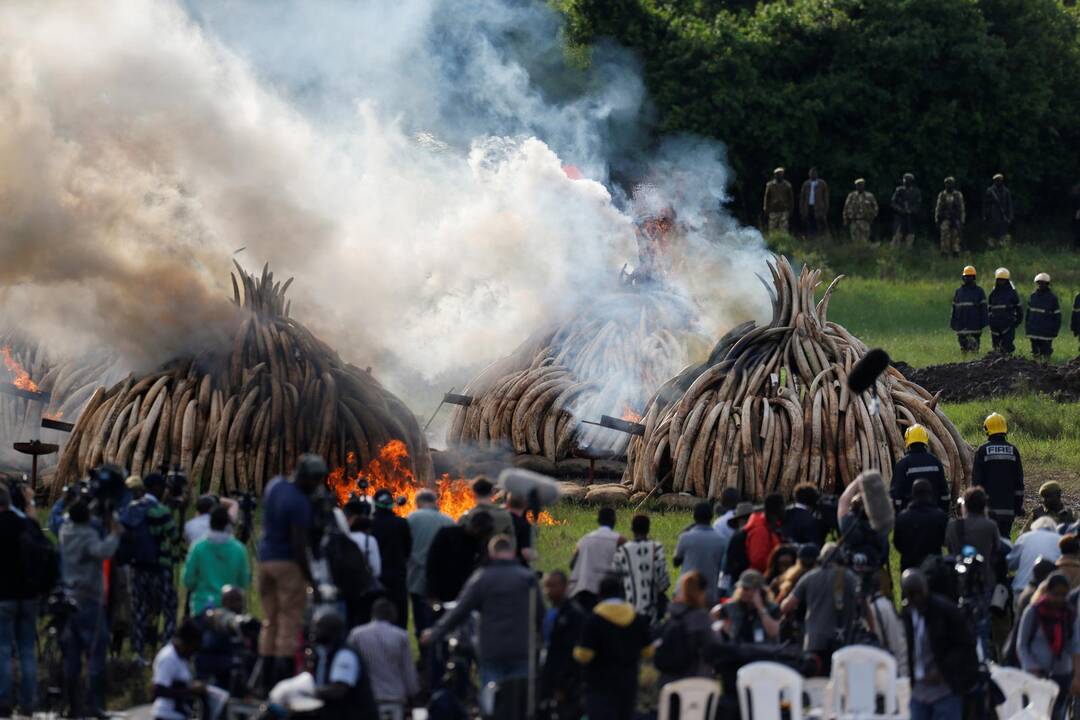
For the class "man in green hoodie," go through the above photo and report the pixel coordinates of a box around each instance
[182,506,250,615]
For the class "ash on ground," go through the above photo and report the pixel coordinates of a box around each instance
[895,355,1080,402]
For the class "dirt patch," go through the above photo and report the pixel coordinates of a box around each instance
[895,356,1080,402]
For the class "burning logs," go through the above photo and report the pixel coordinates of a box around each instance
[447,290,711,464]
[0,331,117,469]
[52,263,433,496]
[624,257,973,501]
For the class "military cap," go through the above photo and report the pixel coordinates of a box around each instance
[944,176,955,184]
[993,173,1005,181]
[773,167,785,174]
[903,172,915,181]
[854,178,866,185]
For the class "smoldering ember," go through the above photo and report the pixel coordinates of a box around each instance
[3,1,1080,719]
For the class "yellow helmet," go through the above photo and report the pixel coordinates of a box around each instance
[904,424,929,447]
[984,412,1007,436]
[995,267,1010,280]
[962,265,976,277]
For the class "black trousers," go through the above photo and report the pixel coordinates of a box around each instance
[1031,339,1054,359]
[992,328,1016,354]
[958,334,981,352]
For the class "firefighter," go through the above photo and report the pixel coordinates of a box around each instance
[1025,272,1062,361]
[988,267,1023,355]
[890,424,950,512]
[950,265,988,355]
[1024,481,1075,531]
[971,412,1024,538]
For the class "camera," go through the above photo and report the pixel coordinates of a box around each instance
[164,466,188,507]
[87,464,127,513]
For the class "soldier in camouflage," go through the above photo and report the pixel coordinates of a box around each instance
[842,178,878,244]
[763,167,794,233]
[935,177,966,257]
[890,173,922,248]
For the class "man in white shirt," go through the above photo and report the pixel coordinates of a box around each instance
[151,621,205,720]
[183,495,239,547]
[568,507,624,610]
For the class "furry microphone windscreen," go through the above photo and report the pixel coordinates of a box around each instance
[847,348,892,394]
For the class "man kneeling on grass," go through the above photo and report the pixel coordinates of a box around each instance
[573,574,653,720]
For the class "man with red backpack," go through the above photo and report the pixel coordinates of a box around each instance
[745,494,786,573]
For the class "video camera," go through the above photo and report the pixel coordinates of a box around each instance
[163,465,188,508]
[86,464,127,515]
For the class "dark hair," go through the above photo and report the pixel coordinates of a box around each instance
[196,495,216,515]
[767,544,798,580]
[466,510,494,534]
[963,487,987,514]
[175,619,202,650]
[143,472,165,495]
[912,478,933,501]
[545,569,568,584]
[1033,559,1059,586]
[793,483,819,507]
[352,515,373,533]
[489,534,514,555]
[344,499,369,519]
[209,505,230,532]
[1046,573,1071,594]
[631,514,650,536]
[693,501,713,525]
[764,493,786,519]
[1061,534,1080,556]
[597,507,616,528]
[471,477,494,498]
[68,498,91,524]
[371,598,398,623]
[507,494,526,511]
[598,574,623,600]
[719,487,740,511]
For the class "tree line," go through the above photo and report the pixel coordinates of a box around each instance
[560,0,1080,229]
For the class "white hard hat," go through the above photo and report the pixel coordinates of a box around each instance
[1034,272,1051,284]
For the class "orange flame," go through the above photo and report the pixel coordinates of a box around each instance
[1,346,40,392]
[328,440,560,524]
[622,405,643,423]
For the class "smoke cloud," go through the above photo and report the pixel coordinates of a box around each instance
[0,0,768,427]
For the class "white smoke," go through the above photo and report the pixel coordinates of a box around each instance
[0,0,768,425]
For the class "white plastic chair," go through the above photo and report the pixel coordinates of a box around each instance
[660,677,722,720]
[735,662,803,720]
[991,665,1059,720]
[830,645,899,719]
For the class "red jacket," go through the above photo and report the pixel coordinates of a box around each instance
[744,512,782,572]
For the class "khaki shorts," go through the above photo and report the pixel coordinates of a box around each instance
[258,560,308,657]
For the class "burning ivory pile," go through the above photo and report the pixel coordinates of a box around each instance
[52,264,433,496]
[448,290,710,465]
[624,257,972,501]
[0,330,119,470]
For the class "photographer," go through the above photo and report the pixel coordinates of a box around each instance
[783,483,827,546]
[151,620,206,720]
[192,586,259,697]
[256,454,323,693]
[122,472,182,664]
[0,483,44,716]
[716,569,781,643]
[781,550,858,675]
[59,496,122,717]
[1016,573,1080,719]
[894,479,949,571]
[371,489,412,630]
[182,506,250,615]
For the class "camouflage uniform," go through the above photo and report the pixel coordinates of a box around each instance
[890,184,922,248]
[764,178,794,232]
[935,189,966,255]
[843,189,878,244]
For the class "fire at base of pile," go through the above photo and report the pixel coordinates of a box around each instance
[447,289,711,474]
[0,330,120,473]
[52,264,432,497]
[624,256,973,501]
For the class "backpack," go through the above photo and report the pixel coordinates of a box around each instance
[654,610,701,675]
[20,517,60,597]
[116,500,160,569]
[325,531,382,606]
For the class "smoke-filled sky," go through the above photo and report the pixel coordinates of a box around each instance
[0,0,767,412]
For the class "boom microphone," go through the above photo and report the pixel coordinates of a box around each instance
[857,470,895,534]
[498,468,561,508]
[847,348,891,394]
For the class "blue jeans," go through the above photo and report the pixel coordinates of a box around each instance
[910,693,963,720]
[62,600,109,713]
[0,599,39,711]
[479,657,530,688]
